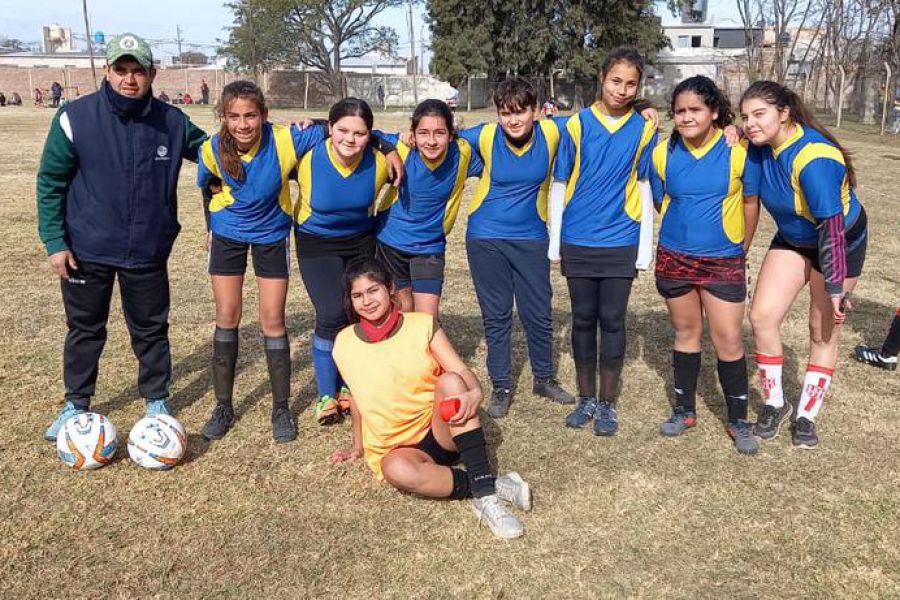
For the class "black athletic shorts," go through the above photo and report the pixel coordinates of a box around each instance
[376,241,445,295]
[561,243,638,279]
[412,429,459,466]
[208,233,291,278]
[769,206,867,278]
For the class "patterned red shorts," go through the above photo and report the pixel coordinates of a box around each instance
[655,245,746,303]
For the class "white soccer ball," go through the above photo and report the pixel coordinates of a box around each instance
[127,415,187,470]
[56,412,118,470]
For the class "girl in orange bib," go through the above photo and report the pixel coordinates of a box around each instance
[330,257,531,539]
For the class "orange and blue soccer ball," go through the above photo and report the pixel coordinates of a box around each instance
[56,413,118,471]
[127,415,187,470]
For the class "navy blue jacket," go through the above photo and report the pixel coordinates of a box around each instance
[37,80,207,268]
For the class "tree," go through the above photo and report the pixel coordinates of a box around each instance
[426,0,495,86]
[178,51,209,65]
[221,0,402,97]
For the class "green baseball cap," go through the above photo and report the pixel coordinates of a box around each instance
[106,33,153,69]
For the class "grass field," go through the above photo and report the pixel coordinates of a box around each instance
[1,103,898,599]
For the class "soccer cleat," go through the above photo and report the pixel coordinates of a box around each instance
[532,378,576,405]
[726,419,759,455]
[44,401,85,442]
[145,398,171,418]
[316,395,340,425]
[486,387,512,419]
[593,400,619,436]
[659,407,698,437]
[495,471,532,511]
[792,417,819,449]
[271,406,297,443]
[472,494,524,539]
[753,402,792,440]
[854,344,898,371]
[201,404,235,441]
[565,397,598,429]
[337,386,353,416]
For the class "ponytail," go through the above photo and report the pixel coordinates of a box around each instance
[741,80,856,188]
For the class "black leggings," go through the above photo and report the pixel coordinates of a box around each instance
[566,276,634,400]
[298,255,354,341]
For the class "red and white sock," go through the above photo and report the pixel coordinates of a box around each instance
[756,353,784,408]
[796,364,834,422]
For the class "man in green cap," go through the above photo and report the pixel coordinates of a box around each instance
[36,33,208,440]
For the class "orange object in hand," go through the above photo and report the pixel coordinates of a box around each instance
[438,397,461,421]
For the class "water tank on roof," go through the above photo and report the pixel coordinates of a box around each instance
[94,31,105,44]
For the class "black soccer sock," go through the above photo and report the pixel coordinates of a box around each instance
[599,353,624,403]
[265,335,291,413]
[449,468,472,500]
[452,428,496,498]
[718,356,749,423]
[882,311,900,357]
[673,350,702,412]
[575,359,597,398]
[213,326,238,410]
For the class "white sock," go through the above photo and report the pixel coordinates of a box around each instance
[756,353,784,409]
[796,364,834,422]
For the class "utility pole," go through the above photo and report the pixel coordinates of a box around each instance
[175,25,184,63]
[82,0,98,90]
[408,0,418,104]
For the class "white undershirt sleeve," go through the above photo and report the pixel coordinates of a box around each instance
[548,180,566,261]
[635,179,654,270]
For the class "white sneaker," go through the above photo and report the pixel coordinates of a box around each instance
[495,471,531,511]
[472,494,524,539]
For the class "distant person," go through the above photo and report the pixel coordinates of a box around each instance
[376,82,385,107]
[34,87,44,107]
[174,92,184,104]
[158,90,170,103]
[51,81,63,108]
[0,92,6,107]
[200,79,210,104]
[36,33,208,441]
[9,91,22,106]
[541,97,558,118]
[183,92,193,105]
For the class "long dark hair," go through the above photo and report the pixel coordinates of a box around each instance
[329,97,374,131]
[669,75,734,149]
[741,80,856,187]
[410,98,456,137]
[217,80,267,181]
[342,257,394,323]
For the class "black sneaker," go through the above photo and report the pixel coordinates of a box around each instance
[272,406,297,443]
[532,378,576,405]
[487,387,512,418]
[201,404,235,441]
[792,417,819,449]
[753,402,792,440]
[854,344,898,371]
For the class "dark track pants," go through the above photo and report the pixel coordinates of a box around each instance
[466,238,554,388]
[61,261,171,408]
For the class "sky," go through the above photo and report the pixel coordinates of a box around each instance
[0,0,744,63]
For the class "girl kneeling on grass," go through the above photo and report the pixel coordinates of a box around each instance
[330,257,531,539]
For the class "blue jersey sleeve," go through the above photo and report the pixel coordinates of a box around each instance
[467,147,484,177]
[743,143,762,196]
[371,130,401,146]
[637,131,658,179]
[458,124,485,155]
[553,125,576,181]
[798,158,846,218]
[291,123,326,158]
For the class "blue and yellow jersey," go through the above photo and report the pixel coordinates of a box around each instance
[554,105,658,248]
[295,140,390,238]
[374,133,483,254]
[749,124,860,246]
[458,118,565,241]
[197,122,324,244]
[649,132,760,257]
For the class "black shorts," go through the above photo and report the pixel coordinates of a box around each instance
[376,241,445,295]
[208,233,291,278]
[655,278,746,303]
[412,429,459,466]
[769,207,867,278]
[561,243,638,279]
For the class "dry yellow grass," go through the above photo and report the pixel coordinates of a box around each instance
[0,104,898,599]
